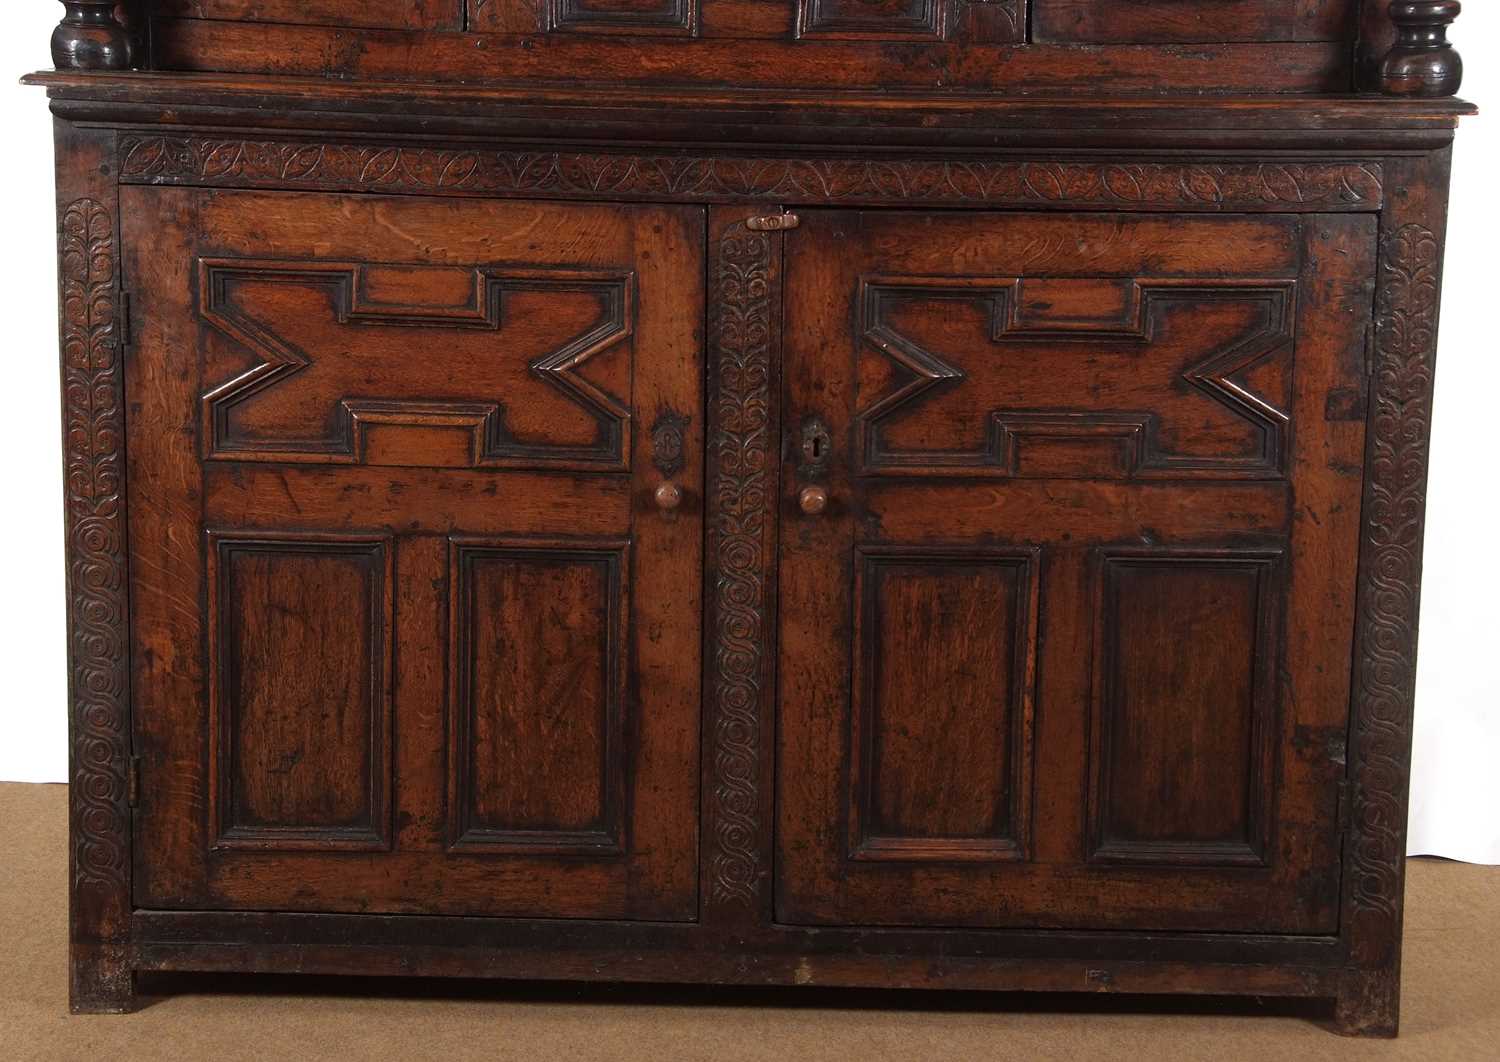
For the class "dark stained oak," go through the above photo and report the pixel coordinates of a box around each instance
[208,533,394,851]
[29,0,1471,1036]
[1034,0,1356,43]
[154,0,465,29]
[777,210,1371,932]
[124,187,705,920]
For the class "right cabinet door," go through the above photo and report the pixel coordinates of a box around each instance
[777,210,1374,932]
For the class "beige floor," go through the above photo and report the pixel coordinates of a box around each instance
[3,782,1496,1061]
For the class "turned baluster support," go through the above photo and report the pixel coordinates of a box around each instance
[52,1,133,71]
[1380,1,1463,97]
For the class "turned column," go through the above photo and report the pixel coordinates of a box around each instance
[1380,1,1463,96]
[52,1,133,71]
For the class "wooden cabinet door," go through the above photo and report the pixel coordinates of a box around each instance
[777,210,1373,932]
[124,188,705,920]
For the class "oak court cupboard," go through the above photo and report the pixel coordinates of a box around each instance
[28,0,1471,1036]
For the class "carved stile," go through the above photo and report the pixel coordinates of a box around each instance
[1347,223,1440,940]
[60,197,133,1007]
[706,223,773,910]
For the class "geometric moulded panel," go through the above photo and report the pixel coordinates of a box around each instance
[198,259,635,471]
[1088,548,1283,866]
[850,547,1039,862]
[206,531,394,851]
[447,539,628,854]
[856,276,1297,480]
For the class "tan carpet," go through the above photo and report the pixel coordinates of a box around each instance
[2,781,1496,1061]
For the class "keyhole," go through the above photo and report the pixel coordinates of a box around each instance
[802,417,831,471]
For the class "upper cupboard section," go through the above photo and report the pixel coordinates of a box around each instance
[146,1,1365,93]
[154,1,1358,41]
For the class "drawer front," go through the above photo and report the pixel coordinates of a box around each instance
[124,188,706,920]
[777,209,1373,932]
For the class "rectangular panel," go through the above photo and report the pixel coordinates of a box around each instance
[207,532,393,851]
[851,548,1039,861]
[799,0,947,40]
[1088,549,1283,867]
[447,539,628,854]
[1034,0,1355,42]
[154,0,463,28]
[548,0,699,34]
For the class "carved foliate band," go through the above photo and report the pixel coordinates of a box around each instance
[118,138,1385,211]
[706,223,773,909]
[1346,223,1440,954]
[60,198,132,924]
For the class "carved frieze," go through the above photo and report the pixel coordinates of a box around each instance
[119,138,1385,211]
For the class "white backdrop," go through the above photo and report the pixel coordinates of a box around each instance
[1,6,1494,861]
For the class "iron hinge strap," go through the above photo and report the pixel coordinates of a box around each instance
[127,755,141,809]
[117,289,132,351]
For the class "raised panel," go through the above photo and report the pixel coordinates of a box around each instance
[850,548,1039,861]
[154,0,464,29]
[199,259,634,471]
[207,532,393,851]
[856,276,1296,479]
[798,0,948,40]
[1088,549,1283,867]
[549,0,699,34]
[447,539,628,853]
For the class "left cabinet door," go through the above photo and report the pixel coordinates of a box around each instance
[123,188,706,920]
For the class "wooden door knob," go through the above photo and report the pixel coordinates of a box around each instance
[654,482,684,511]
[798,486,829,515]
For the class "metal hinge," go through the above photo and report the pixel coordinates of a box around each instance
[118,290,133,352]
[127,755,142,808]
[747,213,800,232]
[1336,778,1353,834]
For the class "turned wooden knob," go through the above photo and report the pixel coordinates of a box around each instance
[798,486,829,516]
[654,483,684,512]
